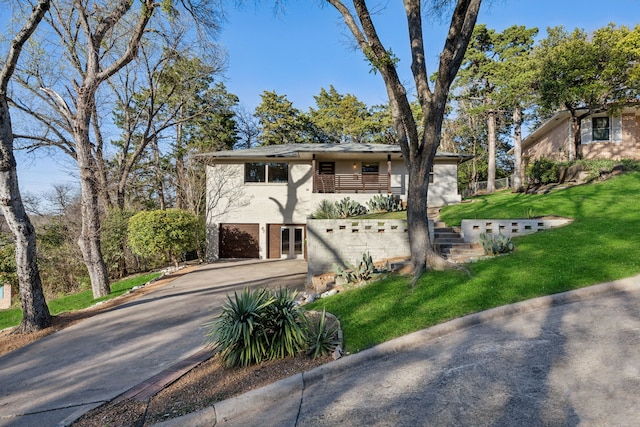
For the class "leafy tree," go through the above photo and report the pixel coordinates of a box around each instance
[0,0,51,332]
[255,90,320,145]
[127,209,204,267]
[455,24,538,192]
[493,25,539,189]
[309,85,373,143]
[101,208,135,278]
[324,0,482,277]
[535,24,640,158]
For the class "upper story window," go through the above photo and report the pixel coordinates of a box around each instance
[592,117,610,141]
[361,163,379,174]
[244,162,288,183]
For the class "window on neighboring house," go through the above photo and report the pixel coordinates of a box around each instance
[592,117,610,141]
[244,162,288,183]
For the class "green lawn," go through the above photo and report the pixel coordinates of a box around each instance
[0,272,161,330]
[309,172,640,353]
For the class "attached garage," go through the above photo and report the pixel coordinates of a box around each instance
[219,224,260,258]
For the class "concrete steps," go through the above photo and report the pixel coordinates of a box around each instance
[433,223,485,264]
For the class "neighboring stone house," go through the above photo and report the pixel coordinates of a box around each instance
[522,107,640,167]
[200,143,470,260]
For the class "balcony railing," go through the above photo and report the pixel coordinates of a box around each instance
[313,172,390,194]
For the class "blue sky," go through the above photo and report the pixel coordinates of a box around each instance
[5,0,640,197]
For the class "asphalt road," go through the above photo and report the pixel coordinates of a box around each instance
[160,274,640,427]
[0,259,308,427]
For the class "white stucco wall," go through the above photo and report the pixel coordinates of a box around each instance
[205,158,463,260]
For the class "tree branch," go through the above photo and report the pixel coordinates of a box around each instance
[0,0,51,93]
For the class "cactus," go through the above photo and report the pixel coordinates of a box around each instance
[366,194,404,213]
[333,252,383,285]
[335,197,367,218]
[479,232,515,255]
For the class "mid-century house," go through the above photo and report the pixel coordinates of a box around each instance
[200,143,470,260]
[522,106,640,165]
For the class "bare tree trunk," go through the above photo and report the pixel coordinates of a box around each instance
[74,86,111,297]
[487,110,496,193]
[152,136,166,209]
[512,107,523,189]
[175,119,186,210]
[0,0,52,332]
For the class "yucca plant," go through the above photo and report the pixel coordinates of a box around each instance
[305,309,341,359]
[264,288,307,360]
[311,199,337,219]
[205,288,274,367]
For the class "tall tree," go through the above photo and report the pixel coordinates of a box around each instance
[456,24,499,192]
[12,0,222,298]
[535,24,640,159]
[0,0,51,332]
[493,25,538,190]
[309,85,373,143]
[255,90,320,145]
[455,24,538,191]
[325,0,481,276]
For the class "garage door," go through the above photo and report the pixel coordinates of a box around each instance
[219,224,260,258]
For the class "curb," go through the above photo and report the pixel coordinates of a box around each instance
[154,274,640,426]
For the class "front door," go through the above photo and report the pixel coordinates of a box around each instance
[281,226,304,259]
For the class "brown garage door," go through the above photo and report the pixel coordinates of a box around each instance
[219,224,260,258]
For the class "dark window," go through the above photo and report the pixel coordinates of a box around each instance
[361,163,379,174]
[267,163,288,183]
[244,162,288,183]
[592,117,610,141]
[245,163,266,182]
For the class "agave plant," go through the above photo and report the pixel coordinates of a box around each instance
[305,309,341,359]
[204,288,274,367]
[264,288,307,360]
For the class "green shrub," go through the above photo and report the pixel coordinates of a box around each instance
[334,197,367,218]
[479,232,515,255]
[205,287,307,367]
[305,310,341,359]
[366,194,404,213]
[527,158,560,184]
[127,209,203,267]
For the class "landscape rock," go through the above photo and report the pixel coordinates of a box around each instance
[321,289,338,298]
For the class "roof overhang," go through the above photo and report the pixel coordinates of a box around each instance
[196,143,473,164]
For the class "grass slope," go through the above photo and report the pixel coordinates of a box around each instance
[309,173,640,352]
[0,272,160,330]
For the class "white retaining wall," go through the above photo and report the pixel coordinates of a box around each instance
[461,219,572,243]
[306,219,434,279]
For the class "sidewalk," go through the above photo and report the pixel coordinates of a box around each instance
[158,274,640,426]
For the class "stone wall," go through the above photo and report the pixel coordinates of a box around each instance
[306,219,434,279]
[461,218,572,243]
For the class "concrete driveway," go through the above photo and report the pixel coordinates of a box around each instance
[0,259,308,427]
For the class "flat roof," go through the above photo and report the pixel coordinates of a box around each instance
[197,143,471,162]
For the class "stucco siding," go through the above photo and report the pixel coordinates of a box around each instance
[205,156,464,260]
[429,163,461,205]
